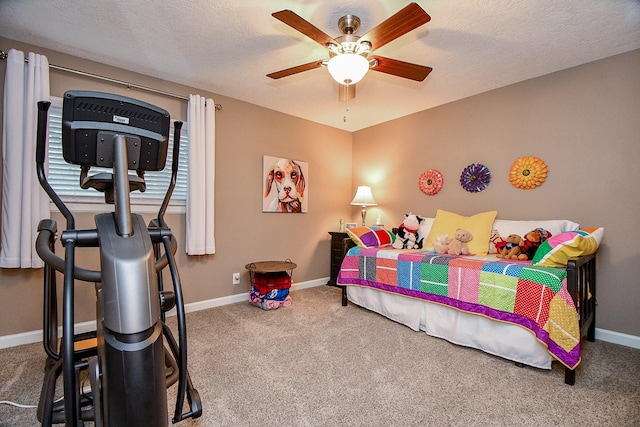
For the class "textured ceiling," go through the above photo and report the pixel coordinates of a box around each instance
[1,0,639,131]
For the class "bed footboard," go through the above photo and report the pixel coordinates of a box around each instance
[564,253,597,385]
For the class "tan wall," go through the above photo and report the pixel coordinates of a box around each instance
[1,36,639,340]
[0,37,353,336]
[353,49,640,337]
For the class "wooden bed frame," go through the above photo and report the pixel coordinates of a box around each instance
[338,236,597,385]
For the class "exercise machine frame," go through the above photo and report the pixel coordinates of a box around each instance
[34,91,202,426]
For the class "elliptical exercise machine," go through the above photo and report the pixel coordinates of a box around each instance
[34,91,202,426]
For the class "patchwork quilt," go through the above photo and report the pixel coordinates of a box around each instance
[338,247,581,369]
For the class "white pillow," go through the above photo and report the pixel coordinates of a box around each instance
[417,217,434,241]
[489,219,580,253]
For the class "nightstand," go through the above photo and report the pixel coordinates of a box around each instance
[327,232,355,305]
[327,232,349,287]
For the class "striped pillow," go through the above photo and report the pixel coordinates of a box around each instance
[532,228,603,266]
[346,226,395,248]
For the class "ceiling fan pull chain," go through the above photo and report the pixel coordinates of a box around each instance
[345,84,349,111]
[343,84,350,122]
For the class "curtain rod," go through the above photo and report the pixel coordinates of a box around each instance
[0,49,221,110]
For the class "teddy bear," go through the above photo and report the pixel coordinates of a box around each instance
[496,234,524,259]
[517,228,552,260]
[446,228,474,255]
[435,228,473,255]
[392,213,425,249]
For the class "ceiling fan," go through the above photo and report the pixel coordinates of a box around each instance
[267,2,433,100]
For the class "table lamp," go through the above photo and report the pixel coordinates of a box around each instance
[350,185,377,226]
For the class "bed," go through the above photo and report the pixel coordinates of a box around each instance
[336,214,600,385]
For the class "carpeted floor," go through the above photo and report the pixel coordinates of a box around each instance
[1,285,639,426]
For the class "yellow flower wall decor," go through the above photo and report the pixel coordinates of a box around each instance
[509,156,548,189]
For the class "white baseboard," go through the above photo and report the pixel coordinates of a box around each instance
[4,278,638,352]
[595,328,640,349]
[0,319,98,350]
[0,278,328,350]
[163,277,327,316]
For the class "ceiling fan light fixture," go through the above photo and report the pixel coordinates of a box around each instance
[327,53,370,85]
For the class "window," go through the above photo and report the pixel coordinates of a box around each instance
[46,97,188,212]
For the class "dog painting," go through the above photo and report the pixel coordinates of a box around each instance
[263,156,308,213]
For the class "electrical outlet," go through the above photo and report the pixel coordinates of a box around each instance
[232,272,240,285]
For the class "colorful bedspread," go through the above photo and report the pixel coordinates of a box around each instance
[338,247,581,369]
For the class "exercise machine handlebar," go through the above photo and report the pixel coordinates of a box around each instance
[36,220,178,283]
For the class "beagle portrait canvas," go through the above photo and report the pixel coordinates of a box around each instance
[263,156,308,213]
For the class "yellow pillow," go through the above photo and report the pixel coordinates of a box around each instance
[426,209,498,256]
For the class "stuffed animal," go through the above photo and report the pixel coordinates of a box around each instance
[496,234,524,259]
[433,234,449,254]
[517,228,552,260]
[392,213,425,249]
[435,228,474,255]
[489,229,507,254]
[445,228,474,255]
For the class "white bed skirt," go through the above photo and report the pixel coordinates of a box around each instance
[347,286,553,370]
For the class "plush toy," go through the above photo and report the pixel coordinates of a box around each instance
[496,234,524,259]
[446,228,474,255]
[517,228,552,260]
[435,228,473,255]
[392,213,425,249]
[489,229,507,254]
[433,234,449,254]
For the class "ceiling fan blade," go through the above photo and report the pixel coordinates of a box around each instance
[369,56,432,81]
[359,3,431,50]
[338,84,356,102]
[272,10,338,47]
[267,60,325,79]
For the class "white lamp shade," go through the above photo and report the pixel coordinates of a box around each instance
[350,185,377,206]
[327,53,370,85]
